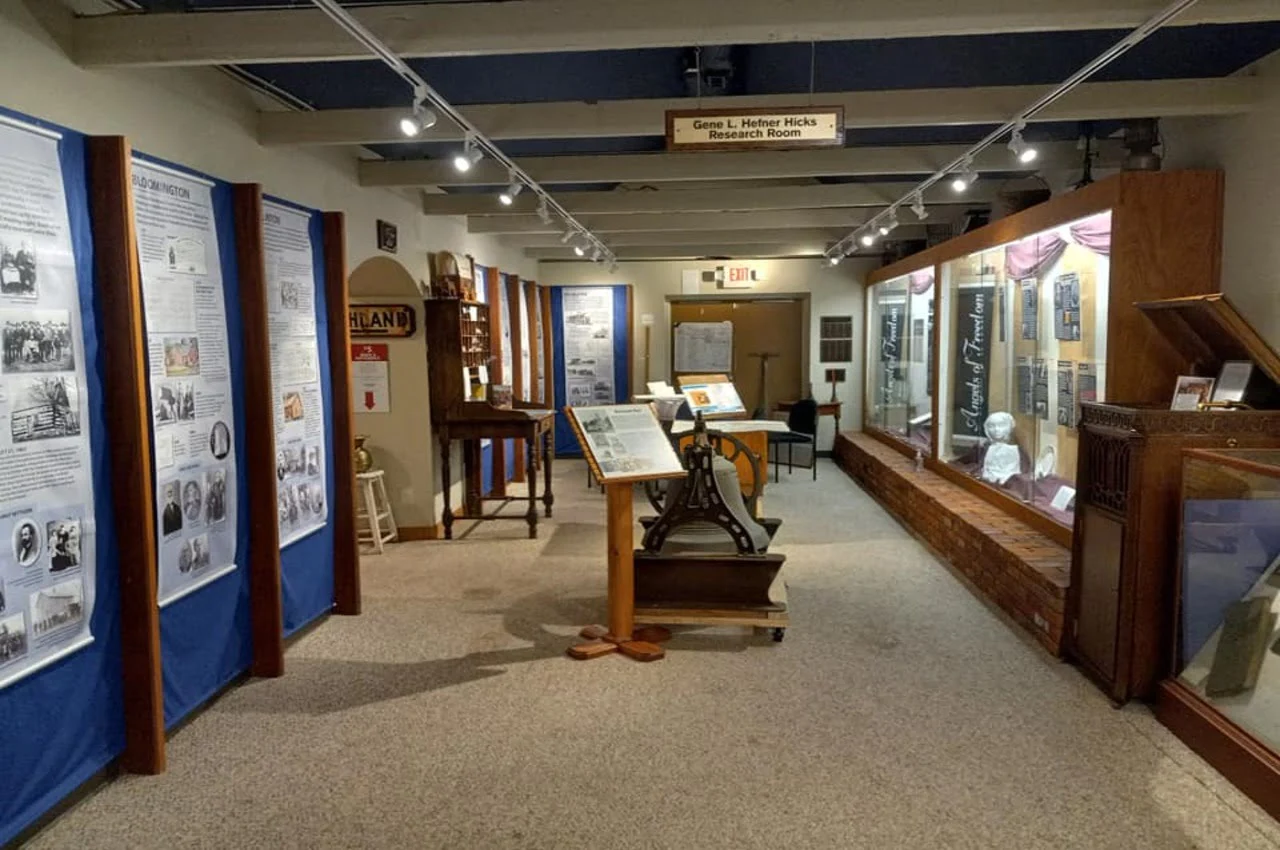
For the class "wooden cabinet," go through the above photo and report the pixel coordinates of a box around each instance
[1068,295,1280,704]
[424,298,490,425]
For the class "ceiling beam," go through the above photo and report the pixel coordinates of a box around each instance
[503,228,853,248]
[261,78,1259,146]
[471,209,964,234]
[72,0,1280,67]
[424,181,1001,216]
[528,243,902,261]
[364,140,1116,188]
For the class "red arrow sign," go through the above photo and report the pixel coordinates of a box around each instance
[364,391,376,410]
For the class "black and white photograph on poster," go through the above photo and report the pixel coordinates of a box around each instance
[30,578,83,637]
[279,280,300,310]
[1016,357,1033,415]
[1033,358,1050,421]
[579,410,614,434]
[182,479,203,524]
[0,613,28,667]
[162,335,200,377]
[1057,360,1076,427]
[1054,273,1081,341]
[12,519,40,568]
[10,375,80,443]
[190,534,210,571]
[0,120,99,690]
[278,487,298,529]
[160,479,183,537]
[0,240,37,299]
[1,309,74,373]
[46,518,80,573]
[204,467,227,524]
[306,445,320,476]
[155,381,195,425]
[165,236,207,276]
[209,420,230,460]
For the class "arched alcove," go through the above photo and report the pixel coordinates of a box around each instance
[349,255,422,298]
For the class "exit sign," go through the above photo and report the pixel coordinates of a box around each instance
[717,265,762,289]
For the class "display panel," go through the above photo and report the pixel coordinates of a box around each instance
[865,267,933,452]
[1177,450,1280,754]
[936,211,1111,527]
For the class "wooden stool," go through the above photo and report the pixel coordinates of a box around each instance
[356,470,398,554]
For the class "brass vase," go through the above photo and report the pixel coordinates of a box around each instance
[353,435,374,473]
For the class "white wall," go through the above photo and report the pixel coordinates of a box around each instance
[538,257,876,448]
[0,0,536,283]
[1163,52,1280,348]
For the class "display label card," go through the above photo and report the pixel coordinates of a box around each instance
[1050,486,1077,512]
[681,381,746,417]
[568,404,684,482]
[351,343,390,413]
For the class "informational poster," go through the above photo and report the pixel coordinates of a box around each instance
[674,321,733,373]
[1057,360,1076,427]
[569,404,683,480]
[132,159,239,605]
[562,287,615,406]
[950,285,993,439]
[263,201,328,548]
[1020,279,1039,340]
[518,284,531,402]
[0,117,98,689]
[1054,273,1081,341]
[498,279,513,387]
[1078,361,1098,411]
[351,343,390,413]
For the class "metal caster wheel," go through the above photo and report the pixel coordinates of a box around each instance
[772,628,785,643]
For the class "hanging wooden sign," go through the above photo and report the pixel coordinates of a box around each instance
[666,106,844,152]
[349,304,417,338]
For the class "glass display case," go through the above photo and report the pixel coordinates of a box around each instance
[865,267,934,452]
[1176,449,1280,753]
[935,211,1112,527]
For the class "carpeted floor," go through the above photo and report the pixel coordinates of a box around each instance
[24,460,1280,849]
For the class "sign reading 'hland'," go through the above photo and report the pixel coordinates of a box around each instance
[667,107,845,151]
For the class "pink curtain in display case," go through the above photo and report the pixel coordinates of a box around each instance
[1003,211,1113,278]
[908,269,934,294]
[1068,212,1113,255]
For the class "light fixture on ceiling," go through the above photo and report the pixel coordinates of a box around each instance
[951,159,978,193]
[452,136,483,172]
[910,192,928,220]
[560,228,576,244]
[536,198,552,225]
[609,261,619,274]
[829,254,841,266]
[878,210,899,237]
[860,232,876,247]
[398,84,437,137]
[1008,121,1038,164]
[573,242,587,257]
[498,177,523,206]
[590,246,603,262]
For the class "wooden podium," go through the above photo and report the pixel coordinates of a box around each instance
[562,404,685,662]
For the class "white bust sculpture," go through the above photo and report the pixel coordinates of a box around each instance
[980,411,1021,485]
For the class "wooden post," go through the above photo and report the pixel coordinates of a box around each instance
[231,184,284,677]
[322,212,361,615]
[605,482,635,640]
[509,275,526,483]
[86,136,165,774]
[487,267,508,497]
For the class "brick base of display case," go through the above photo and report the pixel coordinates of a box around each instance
[834,433,1070,655]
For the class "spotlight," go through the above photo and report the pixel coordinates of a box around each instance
[951,160,978,193]
[878,212,899,237]
[452,138,482,172]
[1009,123,1037,164]
[910,192,928,221]
[829,254,841,266]
[609,261,619,274]
[498,179,523,206]
[398,102,437,138]
[573,243,586,257]
[560,228,575,244]
[590,246,603,262]
[536,199,552,225]
[860,232,876,247]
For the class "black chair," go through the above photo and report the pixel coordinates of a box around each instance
[767,399,818,482]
